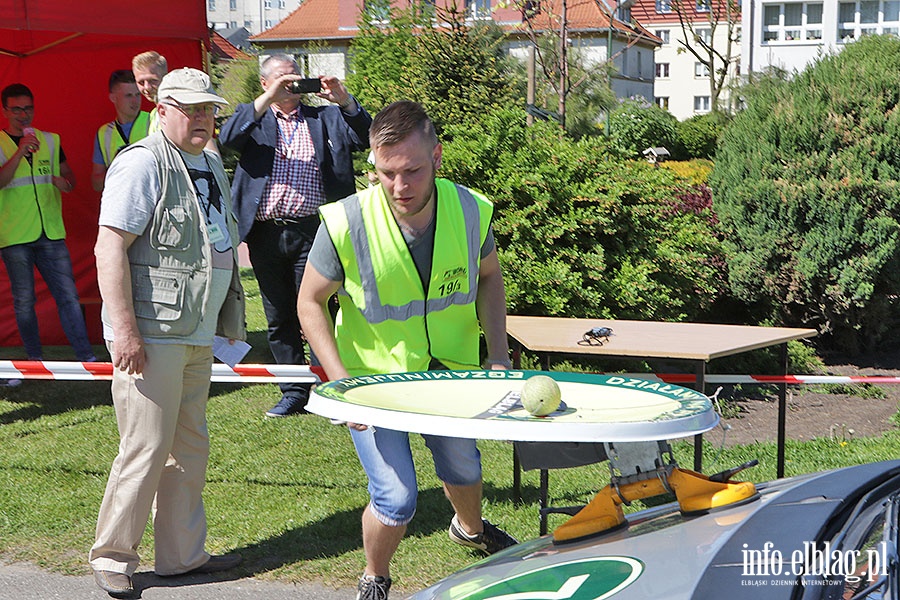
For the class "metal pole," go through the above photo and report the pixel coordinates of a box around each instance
[527,45,535,127]
[605,2,617,136]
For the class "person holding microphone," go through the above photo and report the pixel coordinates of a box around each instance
[0,83,95,364]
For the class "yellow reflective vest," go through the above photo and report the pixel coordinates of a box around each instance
[148,107,160,135]
[319,178,493,376]
[0,129,65,248]
[96,111,151,167]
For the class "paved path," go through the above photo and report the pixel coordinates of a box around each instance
[0,562,357,600]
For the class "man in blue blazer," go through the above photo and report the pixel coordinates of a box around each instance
[220,54,371,417]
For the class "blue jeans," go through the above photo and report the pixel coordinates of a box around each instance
[1,235,95,361]
[350,427,482,526]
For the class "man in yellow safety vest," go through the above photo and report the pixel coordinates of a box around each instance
[91,69,150,192]
[132,50,167,134]
[298,100,517,600]
[0,83,96,363]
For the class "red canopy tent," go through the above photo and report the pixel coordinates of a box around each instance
[0,0,210,351]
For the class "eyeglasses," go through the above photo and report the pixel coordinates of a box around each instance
[578,326,613,347]
[163,102,219,118]
[4,105,34,116]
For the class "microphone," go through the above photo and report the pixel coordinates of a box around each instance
[22,126,34,165]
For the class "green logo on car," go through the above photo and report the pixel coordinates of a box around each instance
[445,557,643,600]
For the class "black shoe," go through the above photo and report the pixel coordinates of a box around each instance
[448,515,518,554]
[265,395,308,417]
[93,569,134,598]
[357,574,392,600]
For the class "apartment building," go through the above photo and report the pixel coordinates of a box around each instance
[743,0,900,74]
[631,0,742,120]
[207,0,301,36]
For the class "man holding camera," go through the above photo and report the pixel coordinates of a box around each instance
[220,54,371,417]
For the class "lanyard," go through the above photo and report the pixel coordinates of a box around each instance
[275,112,302,155]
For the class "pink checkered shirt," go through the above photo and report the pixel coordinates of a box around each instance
[256,105,326,221]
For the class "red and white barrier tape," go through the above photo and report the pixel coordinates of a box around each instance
[0,361,323,383]
[0,362,894,386]
[603,373,900,385]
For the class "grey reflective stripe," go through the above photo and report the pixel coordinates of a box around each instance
[344,184,482,324]
[3,175,53,189]
[102,125,117,165]
[42,131,57,164]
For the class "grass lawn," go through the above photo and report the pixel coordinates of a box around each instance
[2,269,900,593]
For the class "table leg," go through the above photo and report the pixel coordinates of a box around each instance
[693,360,707,472]
[513,445,523,504]
[539,469,549,535]
[511,338,523,369]
[511,338,524,503]
[777,343,788,478]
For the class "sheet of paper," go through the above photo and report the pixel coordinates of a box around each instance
[213,336,251,367]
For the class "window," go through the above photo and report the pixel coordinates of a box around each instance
[208,0,216,10]
[244,20,252,27]
[694,62,710,77]
[696,28,712,44]
[265,19,273,27]
[762,3,825,42]
[365,0,391,21]
[694,95,711,112]
[656,62,670,77]
[656,97,669,110]
[838,1,900,41]
[467,0,491,19]
[229,0,236,9]
[229,20,237,27]
[656,0,672,12]
[655,29,670,44]
[279,0,286,7]
[520,0,540,19]
[264,0,271,8]
[696,0,710,11]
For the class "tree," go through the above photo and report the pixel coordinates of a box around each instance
[608,96,680,158]
[345,0,418,112]
[346,0,520,135]
[710,35,900,353]
[677,110,730,159]
[505,0,633,133]
[669,0,740,114]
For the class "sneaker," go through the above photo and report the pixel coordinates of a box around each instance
[357,574,392,600]
[448,515,518,555]
[265,395,308,417]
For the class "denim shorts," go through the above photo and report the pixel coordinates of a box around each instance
[349,427,482,526]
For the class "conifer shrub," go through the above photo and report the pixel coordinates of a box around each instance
[441,109,727,321]
[710,35,900,352]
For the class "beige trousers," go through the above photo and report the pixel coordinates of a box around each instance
[89,342,214,576]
